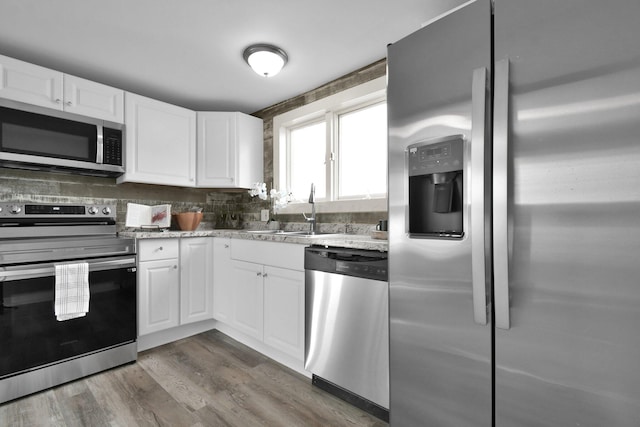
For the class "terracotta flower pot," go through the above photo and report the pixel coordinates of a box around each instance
[172,212,203,231]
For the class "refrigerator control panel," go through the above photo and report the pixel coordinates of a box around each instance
[408,136,463,176]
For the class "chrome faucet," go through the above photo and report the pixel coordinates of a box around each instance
[303,183,317,234]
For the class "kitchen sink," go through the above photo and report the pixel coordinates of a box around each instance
[284,231,343,237]
[244,230,344,238]
[245,230,289,235]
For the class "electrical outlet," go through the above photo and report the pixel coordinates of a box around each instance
[261,209,270,221]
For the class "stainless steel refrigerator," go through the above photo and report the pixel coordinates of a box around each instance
[387,0,640,425]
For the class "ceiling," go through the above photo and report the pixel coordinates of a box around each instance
[0,0,466,114]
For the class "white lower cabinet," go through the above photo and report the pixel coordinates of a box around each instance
[180,237,214,325]
[263,266,305,360]
[213,238,306,362]
[213,238,233,323]
[138,259,180,335]
[138,237,213,337]
[138,239,180,336]
[230,260,264,340]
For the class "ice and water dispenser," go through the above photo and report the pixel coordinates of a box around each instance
[407,136,464,238]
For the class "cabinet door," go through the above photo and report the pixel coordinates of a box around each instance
[138,259,180,336]
[196,112,236,187]
[231,260,264,340]
[0,54,63,109]
[235,112,264,188]
[196,112,263,188]
[180,237,214,325]
[63,75,124,122]
[119,92,196,187]
[213,238,233,323]
[263,266,305,360]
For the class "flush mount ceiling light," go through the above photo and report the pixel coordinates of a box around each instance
[243,44,288,77]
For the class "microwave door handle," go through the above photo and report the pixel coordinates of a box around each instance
[96,125,104,164]
[0,257,136,282]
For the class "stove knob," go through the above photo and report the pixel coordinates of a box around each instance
[9,205,21,214]
[102,207,112,215]
[88,206,99,215]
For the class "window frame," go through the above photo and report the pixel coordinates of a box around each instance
[273,76,387,214]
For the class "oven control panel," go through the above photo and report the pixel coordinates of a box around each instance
[0,203,116,218]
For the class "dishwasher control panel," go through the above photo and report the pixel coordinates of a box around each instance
[336,261,387,280]
[305,246,388,281]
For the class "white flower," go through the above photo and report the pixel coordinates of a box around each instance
[250,183,292,212]
[248,182,268,200]
[270,188,292,212]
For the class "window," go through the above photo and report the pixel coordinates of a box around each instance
[289,120,326,200]
[337,101,387,199]
[274,77,387,213]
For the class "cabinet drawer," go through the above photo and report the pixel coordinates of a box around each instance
[138,239,179,261]
[231,239,304,271]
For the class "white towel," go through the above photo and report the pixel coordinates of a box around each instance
[54,262,90,321]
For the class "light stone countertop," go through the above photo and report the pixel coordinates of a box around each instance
[118,229,388,252]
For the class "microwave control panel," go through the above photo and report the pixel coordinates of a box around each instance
[102,127,123,166]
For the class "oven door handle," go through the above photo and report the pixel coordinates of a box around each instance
[0,257,137,282]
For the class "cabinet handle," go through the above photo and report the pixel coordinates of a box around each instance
[173,265,178,269]
[158,246,163,251]
[263,273,268,278]
[256,272,262,276]
[55,98,62,104]
[224,244,229,248]
[66,101,72,106]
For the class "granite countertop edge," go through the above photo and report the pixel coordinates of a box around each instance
[119,229,388,251]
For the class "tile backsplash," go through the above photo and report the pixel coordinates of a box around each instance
[0,169,383,233]
[0,169,247,231]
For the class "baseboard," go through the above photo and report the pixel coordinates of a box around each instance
[138,319,218,352]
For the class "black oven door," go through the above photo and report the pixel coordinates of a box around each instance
[0,256,137,378]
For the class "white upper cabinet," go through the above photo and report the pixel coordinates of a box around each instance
[0,54,62,109]
[118,92,196,186]
[0,54,124,122]
[63,75,124,122]
[196,111,263,188]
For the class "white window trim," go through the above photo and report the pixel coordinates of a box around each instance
[273,76,387,214]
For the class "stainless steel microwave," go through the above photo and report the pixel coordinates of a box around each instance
[0,100,124,177]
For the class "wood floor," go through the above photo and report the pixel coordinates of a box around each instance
[0,330,388,426]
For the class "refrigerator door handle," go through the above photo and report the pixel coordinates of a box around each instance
[471,66,489,326]
[493,58,511,330]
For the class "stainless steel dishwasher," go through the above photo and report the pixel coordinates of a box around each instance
[304,246,389,421]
